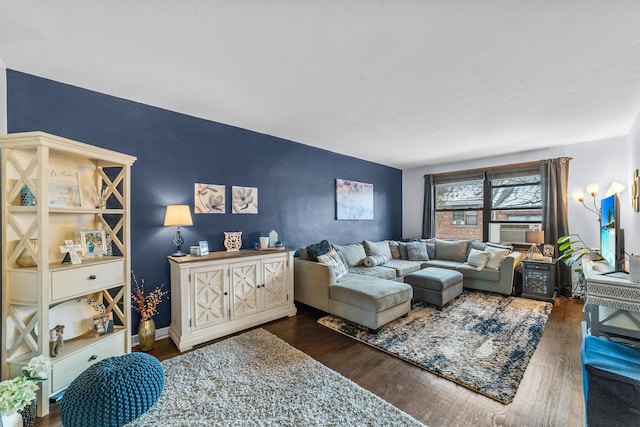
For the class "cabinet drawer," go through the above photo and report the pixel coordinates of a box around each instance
[51,260,124,301]
[50,331,125,393]
[525,263,551,272]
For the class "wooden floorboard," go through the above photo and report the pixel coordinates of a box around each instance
[35,296,585,427]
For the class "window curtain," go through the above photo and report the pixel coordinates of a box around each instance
[541,157,572,297]
[422,174,433,238]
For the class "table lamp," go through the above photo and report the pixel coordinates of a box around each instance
[164,205,193,256]
[525,230,545,260]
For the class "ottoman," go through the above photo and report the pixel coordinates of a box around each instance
[59,352,165,427]
[404,267,463,310]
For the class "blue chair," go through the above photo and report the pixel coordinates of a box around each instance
[580,334,640,427]
[59,352,164,427]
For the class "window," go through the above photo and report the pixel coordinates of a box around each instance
[432,163,542,243]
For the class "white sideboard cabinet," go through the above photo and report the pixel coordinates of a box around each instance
[168,249,297,351]
[0,131,136,416]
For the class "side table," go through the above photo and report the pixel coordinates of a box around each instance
[521,258,557,303]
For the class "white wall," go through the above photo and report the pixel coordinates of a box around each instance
[625,113,640,256]
[0,55,6,134]
[403,132,638,258]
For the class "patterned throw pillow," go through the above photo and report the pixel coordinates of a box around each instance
[306,240,332,261]
[406,242,429,261]
[466,248,491,271]
[317,249,348,280]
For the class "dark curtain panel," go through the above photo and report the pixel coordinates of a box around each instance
[422,174,433,238]
[541,157,572,296]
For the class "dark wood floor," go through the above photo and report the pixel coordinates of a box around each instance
[35,296,585,427]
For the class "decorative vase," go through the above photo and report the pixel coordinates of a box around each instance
[224,231,242,252]
[20,185,36,206]
[138,318,156,351]
[1,411,23,427]
[16,240,38,268]
[18,400,36,427]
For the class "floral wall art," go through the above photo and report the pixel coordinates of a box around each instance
[194,183,225,214]
[336,179,374,220]
[232,186,258,214]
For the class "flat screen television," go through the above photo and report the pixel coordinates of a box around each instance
[600,194,625,273]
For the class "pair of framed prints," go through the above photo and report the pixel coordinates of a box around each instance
[60,230,111,265]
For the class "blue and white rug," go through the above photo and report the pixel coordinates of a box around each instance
[318,291,552,404]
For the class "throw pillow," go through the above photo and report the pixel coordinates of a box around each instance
[485,246,511,270]
[435,239,469,262]
[332,243,367,267]
[424,242,436,260]
[306,240,331,261]
[466,248,491,271]
[317,249,348,280]
[363,240,393,259]
[336,250,349,272]
[406,241,429,261]
[398,242,409,260]
[469,240,487,253]
[363,254,389,267]
[297,247,310,260]
[388,241,401,259]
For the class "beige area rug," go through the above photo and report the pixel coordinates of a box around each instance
[126,328,424,426]
[318,291,552,404]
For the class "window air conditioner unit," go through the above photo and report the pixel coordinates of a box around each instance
[452,220,465,225]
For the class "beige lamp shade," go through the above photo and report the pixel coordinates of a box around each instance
[164,205,193,227]
[525,230,545,244]
[572,189,585,202]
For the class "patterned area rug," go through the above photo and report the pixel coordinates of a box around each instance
[318,291,553,404]
[127,328,424,426]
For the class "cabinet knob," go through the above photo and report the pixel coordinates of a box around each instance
[89,355,98,361]
[89,275,97,280]
[224,292,228,295]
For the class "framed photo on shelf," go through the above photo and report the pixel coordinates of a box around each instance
[199,240,209,256]
[48,165,82,207]
[81,230,107,257]
[93,312,114,335]
[543,244,555,258]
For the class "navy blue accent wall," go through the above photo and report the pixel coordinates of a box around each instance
[6,70,402,330]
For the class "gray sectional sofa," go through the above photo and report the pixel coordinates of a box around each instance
[294,238,523,329]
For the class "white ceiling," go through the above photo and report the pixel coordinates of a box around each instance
[0,1,638,169]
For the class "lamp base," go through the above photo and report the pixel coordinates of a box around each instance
[170,251,187,257]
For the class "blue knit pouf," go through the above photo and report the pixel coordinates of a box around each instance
[59,352,164,427]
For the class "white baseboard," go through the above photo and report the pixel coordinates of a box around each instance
[131,326,170,347]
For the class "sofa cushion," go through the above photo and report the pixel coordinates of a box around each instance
[388,241,401,259]
[456,263,501,281]
[317,249,348,280]
[383,259,422,276]
[297,247,310,260]
[306,240,332,261]
[486,242,514,253]
[363,240,393,259]
[363,254,389,267]
[485,246,511,270]
[348,266,397,280]
[333,243,367,267]
[468,240,487,254]
[330,275,413,312]
[421,259,462,270]
[466,248,491,270]
[435,239,469,262]
[406,241,429,261]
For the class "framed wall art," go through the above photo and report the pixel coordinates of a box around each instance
[232,186,258,214]
[194,183,225,214]
[336,179,374,220]
[81,230,107,257]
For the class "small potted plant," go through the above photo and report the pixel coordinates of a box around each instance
[557,234,599,295]
[0,355,51,427]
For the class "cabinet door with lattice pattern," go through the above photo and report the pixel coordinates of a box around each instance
[230,260,260,319]
[262,258,288,311]
[192,265,228,328]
